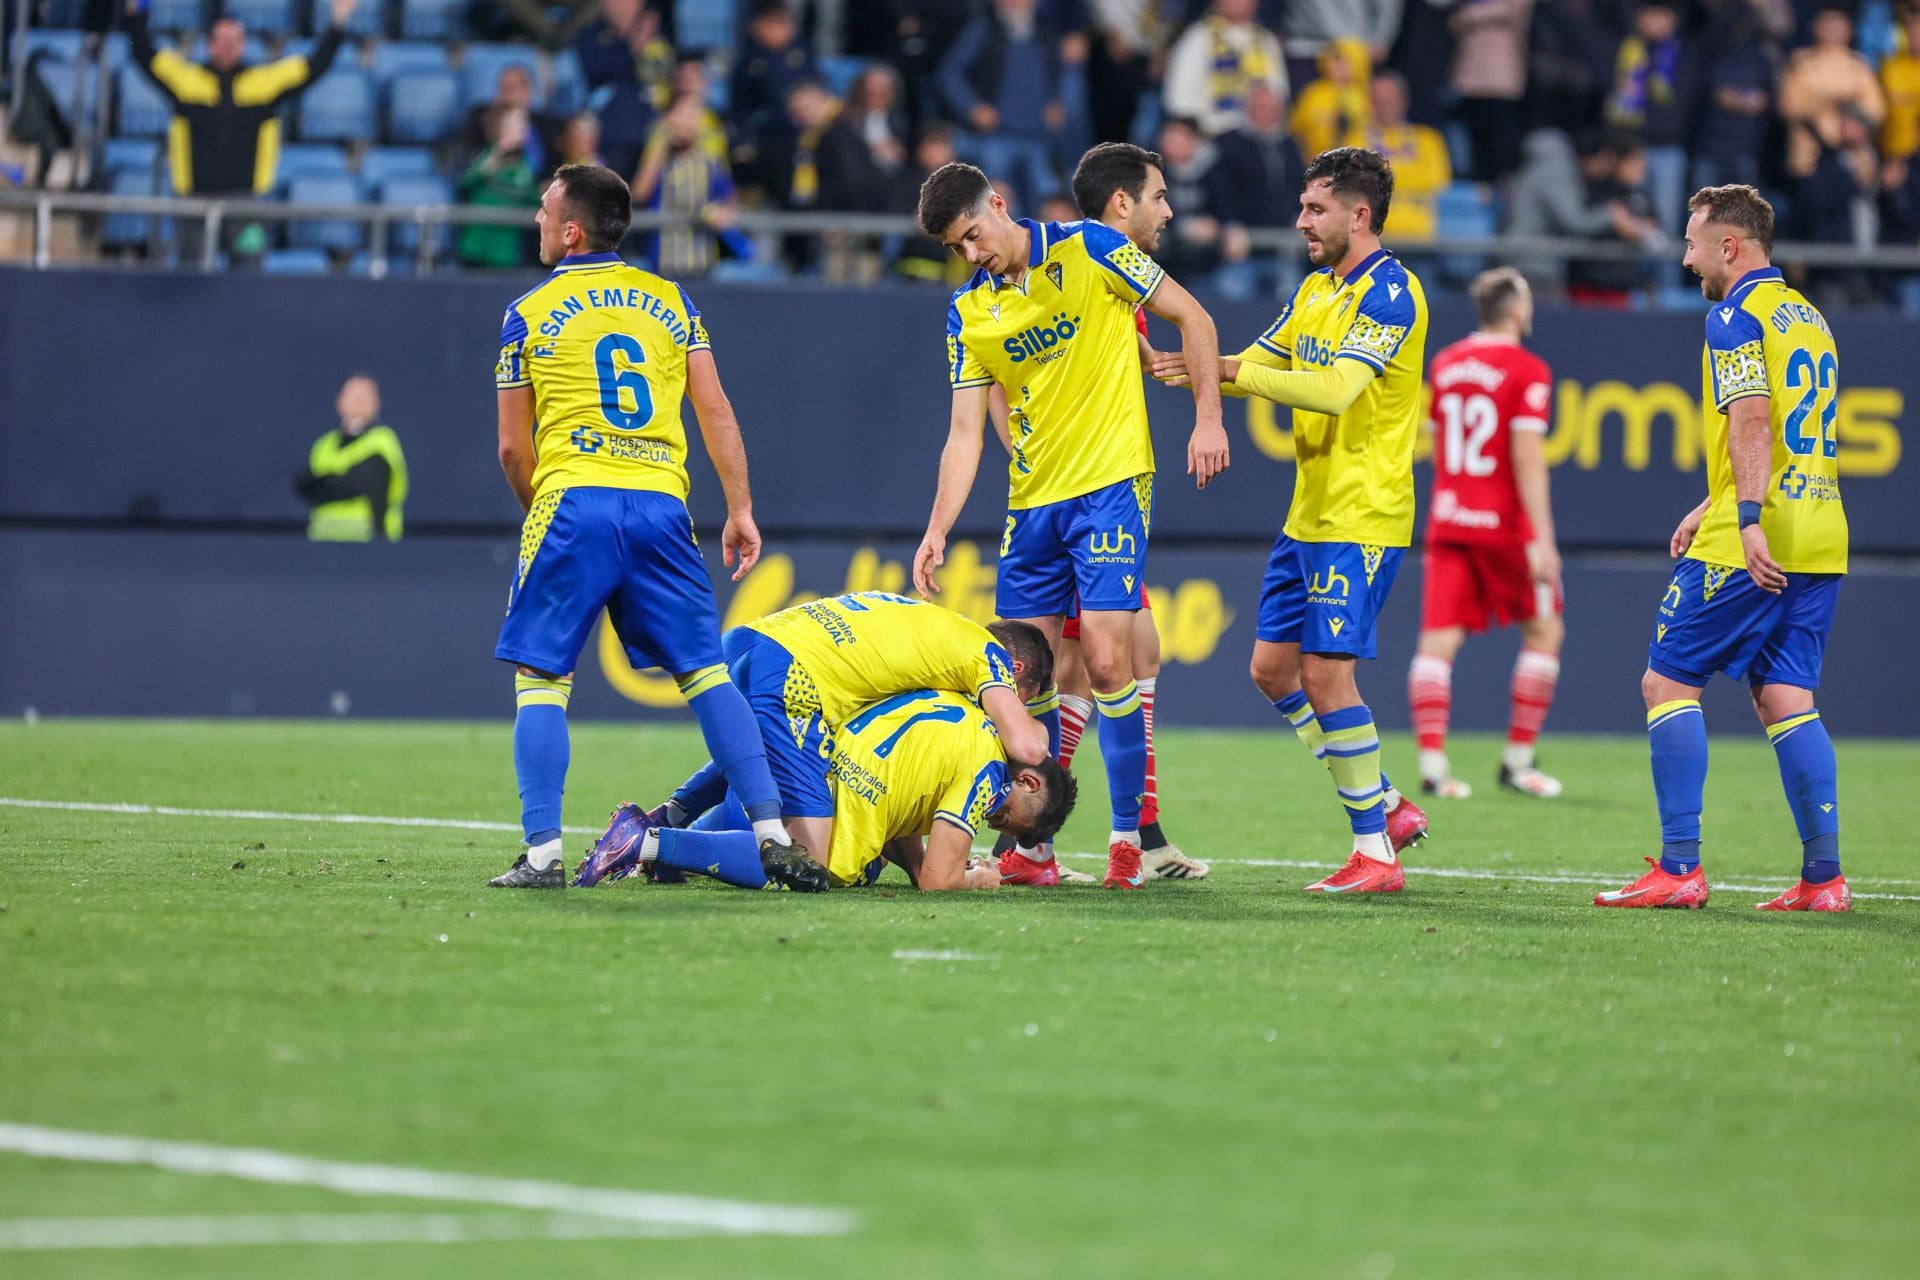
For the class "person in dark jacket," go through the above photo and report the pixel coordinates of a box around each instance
[573,0,675,181]
[936,0,1077,209]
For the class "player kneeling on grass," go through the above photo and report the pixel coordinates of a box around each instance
[583,690,1076,891]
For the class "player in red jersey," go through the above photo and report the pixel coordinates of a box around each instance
[1407,267,1565,799]
[990,144,1208,883]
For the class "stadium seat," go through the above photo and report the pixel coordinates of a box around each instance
[377,172,453,257]
[399,0,465,40]
[33,59,101,129]
[287,172,367,252]
[347,249,416,277]
[676,0,736,52]
[225,0,299,37]
[299,66,375,141]
[275,141,353,190]
[99,32,132,72]
[359,144,437,190]
[385,68,461,143]
[338,0,386,38]
[103,167,160,251]
[117,65,174,136]
[145,0,207,31]
[547,47,585,117]
[1435,183,1497,240]
[100,136,162,179]
[368,40,453,84]
[262,247,333,274]
[38,0,90,26]
[817,55,865,98]
[15,30,86,68]
[461,43,542,110]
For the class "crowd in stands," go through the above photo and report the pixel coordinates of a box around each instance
[3,0,1917,306]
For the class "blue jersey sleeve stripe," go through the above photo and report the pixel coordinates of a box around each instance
[1335,350,1387,373]
[934,810,976,835]
[1255,336,1291,357]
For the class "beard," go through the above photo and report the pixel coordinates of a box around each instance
[1307,228,1346,266]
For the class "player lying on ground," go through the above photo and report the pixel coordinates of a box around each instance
[986,144,1209,884]
[581,690,1077,891]
[1407,266,1566,800]
[571,592,1056,887]
[913,158,1226,892]
[1154,147,1429,893]
[486,163,817,893]
[1597,185,1852,913]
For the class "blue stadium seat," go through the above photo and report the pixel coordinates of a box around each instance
[378,172,453,256]
[359,145,437,190]
[385,68,461,143]
[287,173,367,251]
[461,43,542,110]
[369,40,453,84]
[1435,183,1497,239]
[100,136,162,178]
[39,0,91,26]
[34,59,101,127]
[145,0,207,31]
[547,47,586,116]
[275,141,352,190]
[399,0,465,40]
[676,0,736,52]
[299,66,375,141]
[103,167,160,251]
[817,55,865,98]
[15,30,85,67]
[225,0,299,37]
[277,37,316,62]
[348,250,416,277]
[100,32,132,72]
[263,247,333,274]
[338,0,387,38]
[117,66,173,136]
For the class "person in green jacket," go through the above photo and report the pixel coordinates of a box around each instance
[459,106,542,269]
[294,375,408,542]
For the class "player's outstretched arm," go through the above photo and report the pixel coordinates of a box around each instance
[1511,429,1562,593]
[1726,394,1786,593]
[1230,355,1376,416]
[1144,277,1229,488]
[920,822,996,891]
[980,685,1052,767]
[686,348,762,581]
[915,385,990,599]
[496,386,537,513]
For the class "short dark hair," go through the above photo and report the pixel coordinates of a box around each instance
[1301,146,1394,234]
[1689,184,1775,254]
[917,162,993,236]
[1469,266,1528,328]
[1022,756,1078,846]
[986,619,1054,699]
[1071,142,1164,220]
[551,164,631,251]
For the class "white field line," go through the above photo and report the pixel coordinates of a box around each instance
[0,1212,708,1251]
[0,1124,853,1239]
[4,795,1916,901]
[890,950,986,962]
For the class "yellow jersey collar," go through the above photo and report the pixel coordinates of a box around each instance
[555,251,623,272]
[1336,247,1393,285]
[989,219,1046,293]
[1727,266,1782,303]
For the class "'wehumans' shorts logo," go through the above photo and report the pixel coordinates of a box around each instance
[1088,527,1138,562]
[1307,567,1350,604]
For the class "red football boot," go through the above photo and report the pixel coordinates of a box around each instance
[998,849,1062,887]
[1386,796,1430,853]
[1593,857,1709,909]
[1755,876,1851,912]
[1304,852,1406,894]
[1104,841,1146,890]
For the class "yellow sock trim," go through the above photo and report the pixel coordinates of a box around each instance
[675,664,730,700]
[1646,699,1701,728]
[1026,686,1060,717]
[1095,681,1141,718]
[514,672,572,709]
[1766,711,1820,742]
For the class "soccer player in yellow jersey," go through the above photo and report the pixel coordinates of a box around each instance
[571,593,1057,885]
[604,690,1077,893]
[1158,146,1430,894]
[485,164,821,893]
[1598,186,1853,913]
[911,160,1229,891]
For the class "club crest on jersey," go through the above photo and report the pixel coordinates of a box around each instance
[1362,544,1385,584]
[1003,312,1082,365]
[1045,261,1063,291]
[1702,566,1731,602]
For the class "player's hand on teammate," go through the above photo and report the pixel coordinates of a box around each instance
[1188,420,1231,489]
[913,532,946,599]
[1149,351,1189,387]
[1669,502,1708,558]
[1740,524,1787,594]
[1526,537,1563,595]
[721,510,762,581]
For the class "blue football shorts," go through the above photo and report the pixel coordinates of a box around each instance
[495,486,725,678]
[720,627,833,819]
[1648,559,1841,689]
[1257,533,1406,658]
[996,473,1153,619]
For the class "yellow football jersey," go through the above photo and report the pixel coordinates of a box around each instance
[823,690,1011,887]
[745,592,1016,728]
[946,219,1163,509]
[1235,249,1429,546]
[1690,268,1849,574]
[495,252,712,502]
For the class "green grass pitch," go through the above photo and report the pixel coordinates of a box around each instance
[2,718,1916,1278]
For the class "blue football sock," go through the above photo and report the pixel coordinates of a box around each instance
[1094,681,1147,832]
[1028,686,1062,761]
[691,792,750,833]
[654,828,767,889]
[1647,699,1707,874]
[1316,705,1388,837]
[512,673,572,844]
[670,758,731,822]
[679,665,782,824]
[1767,710,1841,883]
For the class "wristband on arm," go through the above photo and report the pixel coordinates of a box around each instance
[1737,501,1762,529]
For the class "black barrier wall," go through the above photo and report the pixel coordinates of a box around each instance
[1,269,1912,550]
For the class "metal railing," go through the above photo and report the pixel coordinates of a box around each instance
[4,189,1918,279]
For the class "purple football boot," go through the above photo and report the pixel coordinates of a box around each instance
[574,802,660,887]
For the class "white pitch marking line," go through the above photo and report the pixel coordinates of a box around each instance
[0,1124,854,1239]
[0,1212,706,1252]
[5,796,1917,900]
[891,950,985,962]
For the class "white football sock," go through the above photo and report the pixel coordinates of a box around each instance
[751,819,790,847]
[638,830,662,862]
[1111,829,1141,849]
[1381,786,1403,814]
[1502,742,1536,771]
[661,799,691,828]
[526,837,564,871]
[1419,748,1451,781]
[1354,831,1394,864]
[1014,841,1054,862]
